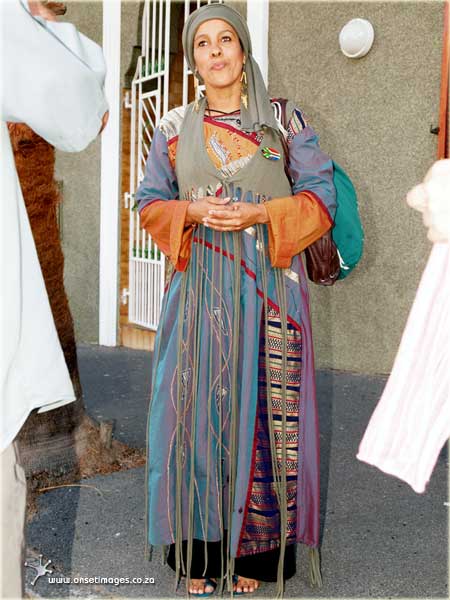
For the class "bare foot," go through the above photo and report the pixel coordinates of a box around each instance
[188,578,217,595]
[233,576,259,594]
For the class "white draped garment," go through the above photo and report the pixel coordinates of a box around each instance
[0,0,108,452]
[357,242,450,493]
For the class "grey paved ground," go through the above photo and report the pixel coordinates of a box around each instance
[25,344,448,599]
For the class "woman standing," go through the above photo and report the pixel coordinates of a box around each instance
[137,4,336,595]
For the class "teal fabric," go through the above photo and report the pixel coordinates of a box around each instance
[332,162,364,279]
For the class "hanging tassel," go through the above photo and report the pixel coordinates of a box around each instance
[308,547,323,588]
[175,575,182,595]
[216,574,225,596]
[240,63,248,109]
[193,68,200,112]
[145,543,153,562]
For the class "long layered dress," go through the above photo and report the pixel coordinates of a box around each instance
[136,99,336,584]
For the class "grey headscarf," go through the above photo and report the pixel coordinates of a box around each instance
[181,3,278,133]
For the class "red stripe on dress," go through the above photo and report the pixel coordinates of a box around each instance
[192,236,302,331]
[203,116,260,144]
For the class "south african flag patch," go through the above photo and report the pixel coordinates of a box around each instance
[261,146,281,161]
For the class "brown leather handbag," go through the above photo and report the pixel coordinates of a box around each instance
[275,97,340,285]
[304,230,340,286]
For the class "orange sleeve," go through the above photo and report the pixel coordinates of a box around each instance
[139,200,194,272]
[265,191,333,268]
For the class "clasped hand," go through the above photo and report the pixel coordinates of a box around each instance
[186,196,268,232]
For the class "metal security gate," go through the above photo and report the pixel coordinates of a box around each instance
[126,0,221,330]
[126,0,170,329]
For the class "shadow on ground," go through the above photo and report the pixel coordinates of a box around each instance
[25,344,448,598]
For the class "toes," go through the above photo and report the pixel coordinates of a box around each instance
[188,581,202,595]
[188,579,216,595]
[233,577,259,594]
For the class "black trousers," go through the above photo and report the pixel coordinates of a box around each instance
[167,538,296,582]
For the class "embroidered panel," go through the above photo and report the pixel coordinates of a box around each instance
[238,306,301,556]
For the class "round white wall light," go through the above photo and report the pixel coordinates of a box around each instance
[339,18,375,59]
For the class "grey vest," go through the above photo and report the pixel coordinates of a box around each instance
[175,96,292,202]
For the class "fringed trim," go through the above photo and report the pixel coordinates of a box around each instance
[216,575,226,596]
[145,543,153,562]
[167,185,305,599]
[308,547,323,588]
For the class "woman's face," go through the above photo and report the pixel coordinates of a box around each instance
[193,19,244,92]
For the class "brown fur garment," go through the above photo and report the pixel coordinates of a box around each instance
[7,122,80,389]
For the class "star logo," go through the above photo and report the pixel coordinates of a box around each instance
[24,554,53,586]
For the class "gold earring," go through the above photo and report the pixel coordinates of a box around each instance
[240,61,248,109]
[193,68,200,112]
